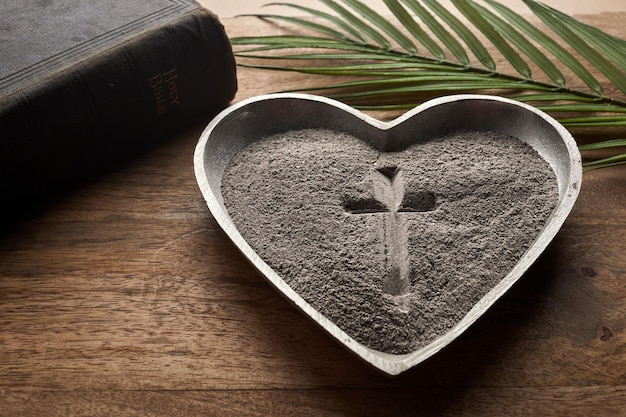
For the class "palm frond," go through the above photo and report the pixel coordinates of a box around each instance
[231,0,626,169]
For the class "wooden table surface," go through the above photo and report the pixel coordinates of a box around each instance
[2,10,626,417]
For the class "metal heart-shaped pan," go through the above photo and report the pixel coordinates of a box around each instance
[194,93,582,376]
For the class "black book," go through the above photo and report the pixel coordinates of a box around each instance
[0,0,237,204]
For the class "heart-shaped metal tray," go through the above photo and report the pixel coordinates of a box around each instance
[194,93,582,375]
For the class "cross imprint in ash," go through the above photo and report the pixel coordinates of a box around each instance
[343,166,436,297]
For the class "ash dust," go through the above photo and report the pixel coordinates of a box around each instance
[221,128,558,354]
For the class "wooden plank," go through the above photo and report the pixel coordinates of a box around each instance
[2,386,626,417]
[1,10,626,416]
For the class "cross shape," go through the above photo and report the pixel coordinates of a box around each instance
[343,166,436,297]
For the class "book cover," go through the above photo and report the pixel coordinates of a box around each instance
[0,0,237,204]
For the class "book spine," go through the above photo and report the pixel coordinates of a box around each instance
[0,9,237,202]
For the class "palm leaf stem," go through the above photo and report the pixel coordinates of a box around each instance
[512,94,609,103]
[536,104,626,113]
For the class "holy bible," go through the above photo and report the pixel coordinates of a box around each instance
[0,0,237,203]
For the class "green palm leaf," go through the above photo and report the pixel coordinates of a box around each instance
[523,0,626,95]
[318,0,391,48]
[398,0,469,64]
[469,0,564,85]
[231,0,626,169]
[341,0,418,54]
[383,0,444,59]
[483,0,605,95]
[536,4,626,70]
[238,13,356,41]
[452,0,531,78]
[421,0,496,70]
[262,3,368,42]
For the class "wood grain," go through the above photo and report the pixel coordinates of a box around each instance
[1,11,626,417]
